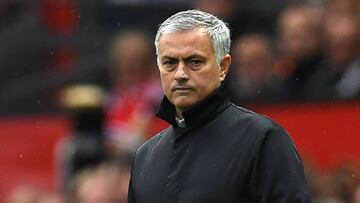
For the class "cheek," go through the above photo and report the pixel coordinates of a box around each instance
[192,74,220,98]
[159,73,172,91]
[200,69,221,86]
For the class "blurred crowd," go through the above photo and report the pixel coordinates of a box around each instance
[1,0,360,202]
[225,0,360,104]
[0,0,359,113]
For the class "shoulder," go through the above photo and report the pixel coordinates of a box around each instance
[223,102,280,134]
[132,127,172,161]
[226,105,304,172]
[227,104,300,161]
[221,102,295,150]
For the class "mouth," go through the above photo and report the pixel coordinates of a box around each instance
[172,86,193,93]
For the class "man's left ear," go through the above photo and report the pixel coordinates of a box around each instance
[219,54,231,82]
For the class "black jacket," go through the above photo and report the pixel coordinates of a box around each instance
[128,90,310,203]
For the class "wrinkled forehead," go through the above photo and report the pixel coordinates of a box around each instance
[159,26,209,40]
[159,29,212,50]
[157,28,213,53]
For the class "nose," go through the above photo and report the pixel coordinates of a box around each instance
[174,61,189,82]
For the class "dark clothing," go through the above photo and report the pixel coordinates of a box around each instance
[286,55,323,100]
[224,72,285,105]
[128,90,310,203]
[280,54,324,102]
[306,58,360,101]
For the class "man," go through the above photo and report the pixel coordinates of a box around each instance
[128,10,310,203]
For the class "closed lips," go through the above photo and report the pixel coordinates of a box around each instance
[172,86,193,91]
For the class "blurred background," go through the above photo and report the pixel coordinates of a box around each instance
[0,0,359,202]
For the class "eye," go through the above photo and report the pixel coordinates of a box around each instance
[190,59,203,66]
[162,59,178,71]
[187,57,204,70]
[163,60,177,66]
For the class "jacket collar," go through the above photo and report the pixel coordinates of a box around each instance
[156,87,230,129]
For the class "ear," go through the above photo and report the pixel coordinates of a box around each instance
[219,54,231,82]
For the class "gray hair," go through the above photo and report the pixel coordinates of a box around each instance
[154,9,231,65]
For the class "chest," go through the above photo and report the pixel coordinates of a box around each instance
[133,125,255,203]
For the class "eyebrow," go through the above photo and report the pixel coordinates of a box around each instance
[184,54,206,60]
[161,56,178,61]
[161,54,205,60]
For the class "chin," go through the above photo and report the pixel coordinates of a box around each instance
[173,100,196,111]
[175,102,192,109]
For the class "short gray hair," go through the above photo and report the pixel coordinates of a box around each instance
[154,9,231,65]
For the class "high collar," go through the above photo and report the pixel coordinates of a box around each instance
[156,87,230,130]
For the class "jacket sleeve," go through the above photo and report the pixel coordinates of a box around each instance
[128,177,135,203]
[128,149,138,203]
[249,126,311,203]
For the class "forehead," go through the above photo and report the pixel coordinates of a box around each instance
[158,28,214,56]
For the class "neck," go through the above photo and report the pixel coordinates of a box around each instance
[157,86,228,128]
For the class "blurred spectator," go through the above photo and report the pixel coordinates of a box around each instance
[305,162,345,203]
[0,0,22,27]
[38,0,79,36]
[0,0,80,114]
[353,184,360,203]
[5,185,43,203]
[192,0,277,38]
[307,14,360,100]
[226,33,283,104]
[192,0,237,20]
[304,161,360,203]
[275,4,324,101]
[333,162,360,203]
[38,192,65,203]
[96,155,132,203]
[325,0,360,16]
[107,0,191,5]
[0,1,50,114]
[314,198,344,203]
[69,155,131,203]
[105,29,167,154]
[70,168,113,203]
[58,84,107,194]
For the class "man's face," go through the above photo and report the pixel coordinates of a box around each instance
[157,28,229,113]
